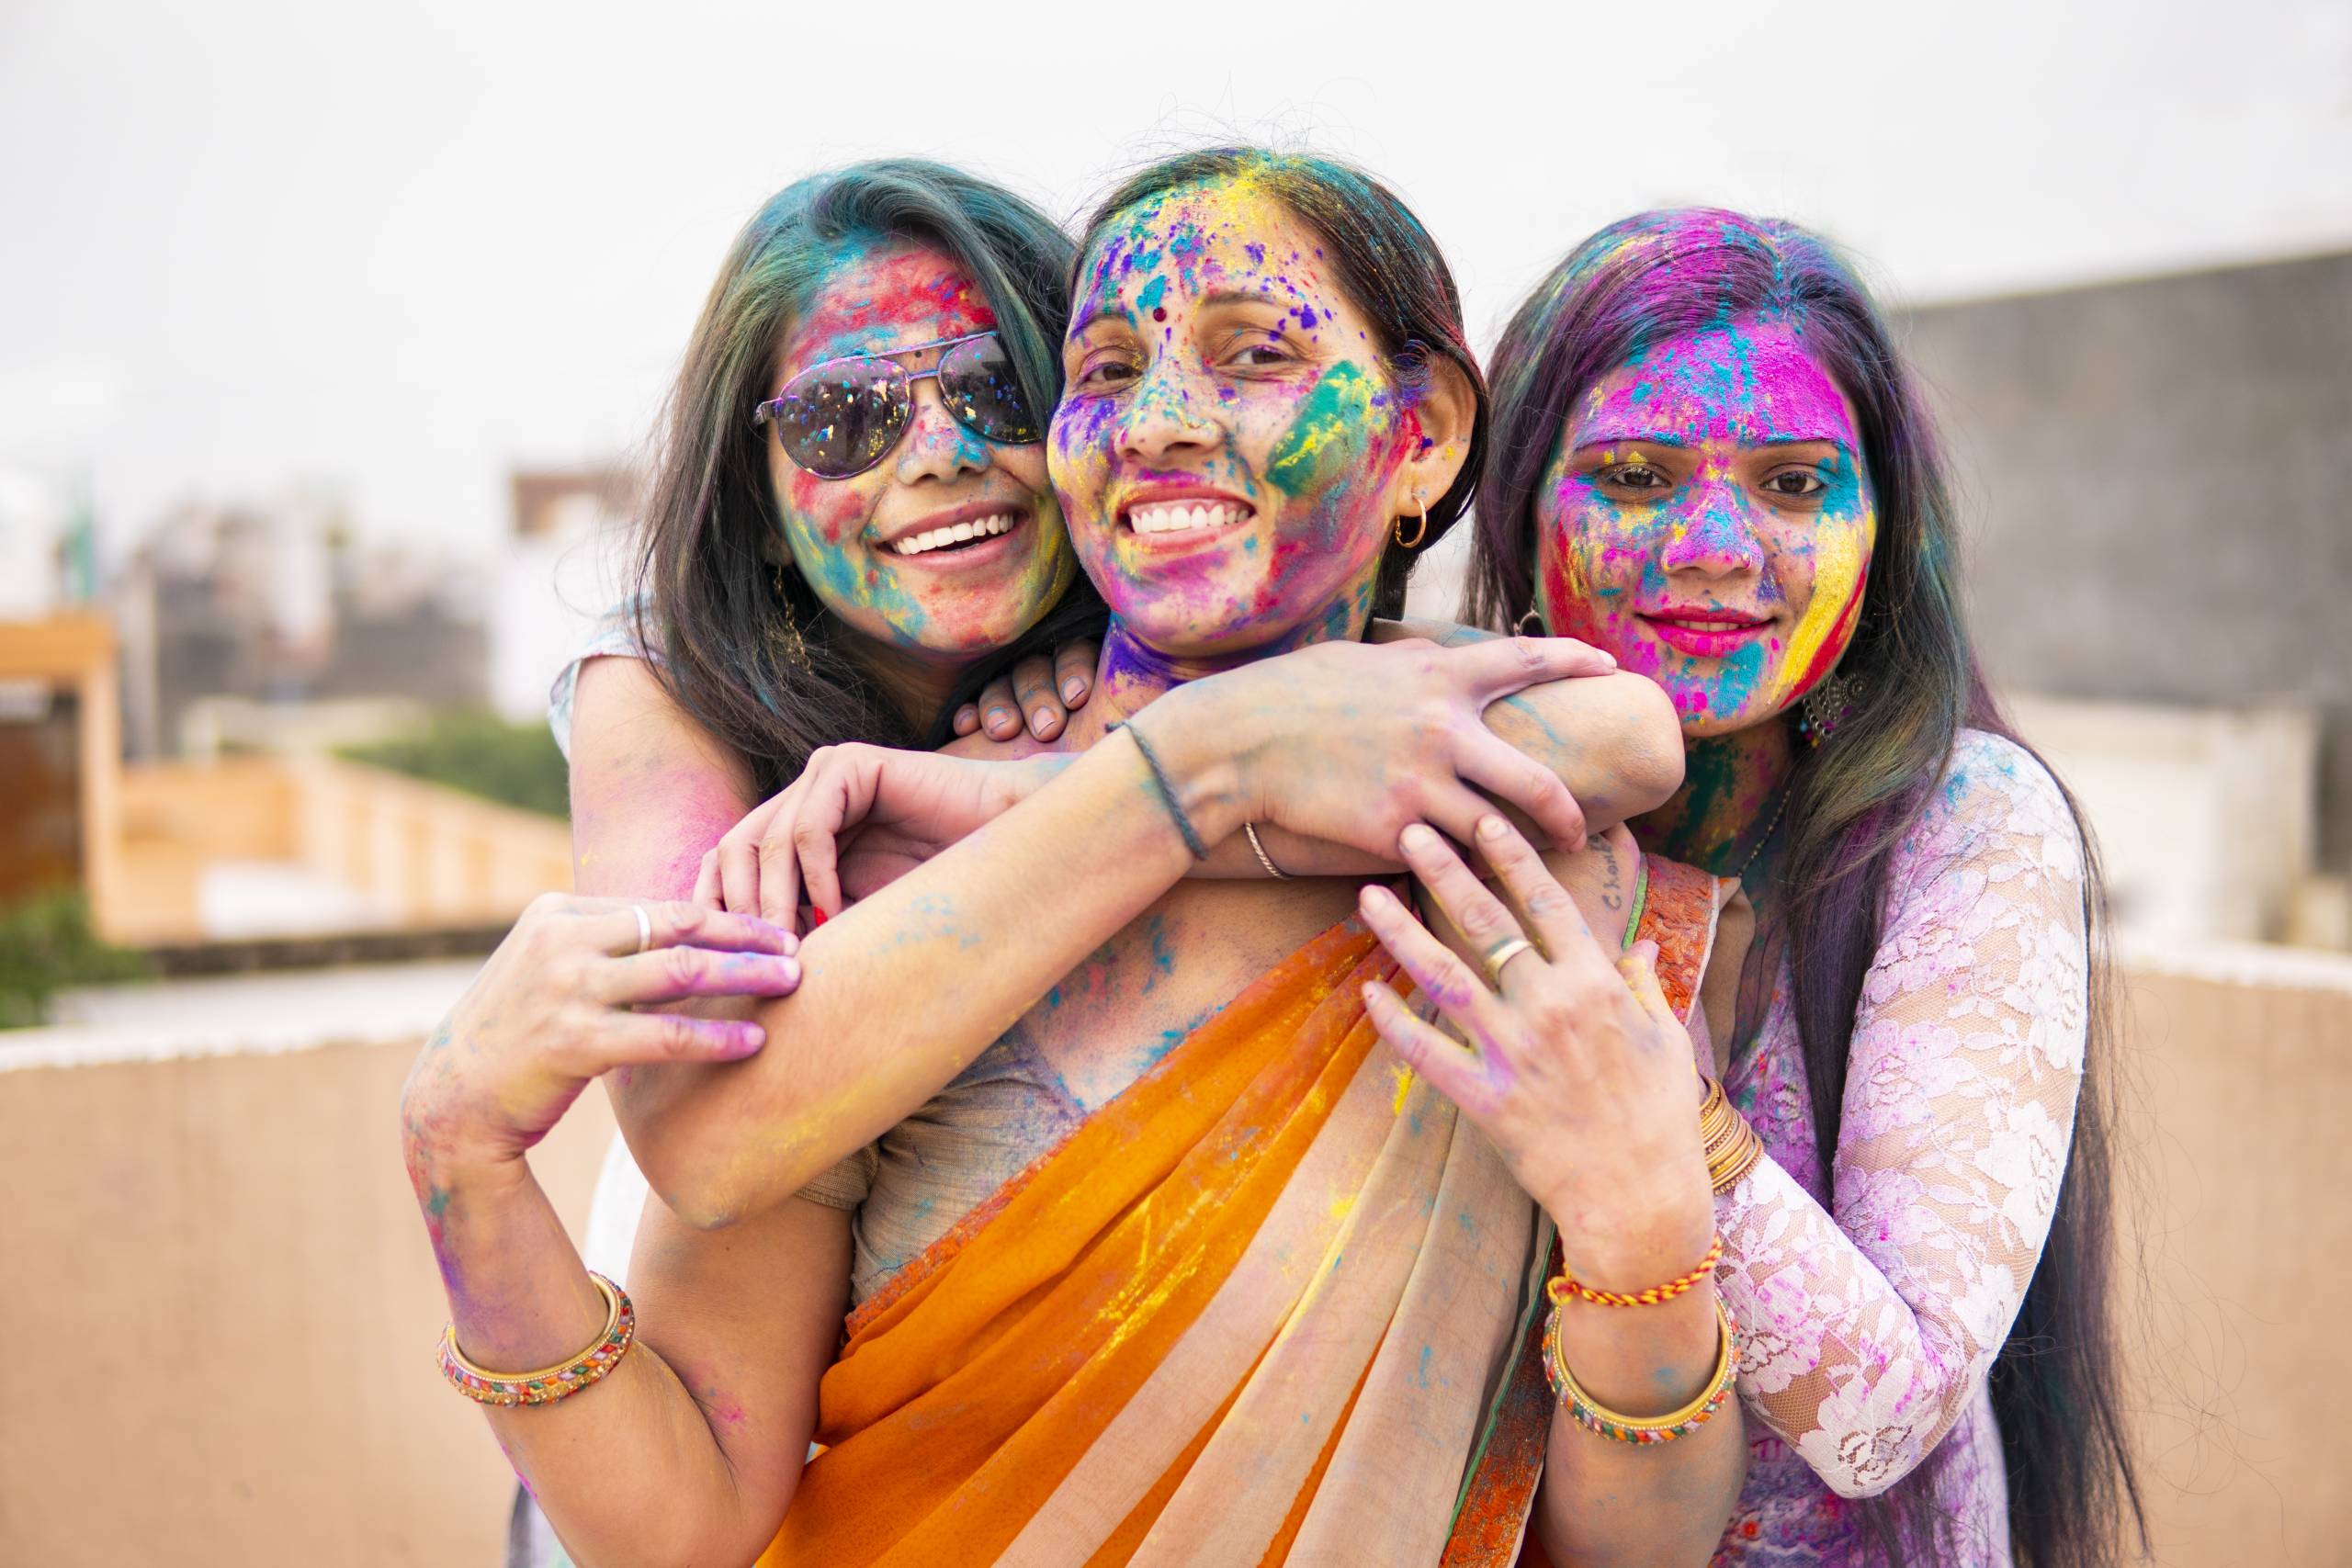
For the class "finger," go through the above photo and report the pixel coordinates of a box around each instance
[1619,939,1679,1028]
[717,828,762,918]
[1053,640,1097,708]
[1361,979,1490,1115]
[1472,813,1599,962]
[952,704,980,736]
[1455,635,1619,704]
[1010,653,1064,739]
[593,1010,767,1066]
[1452,728,1586,852]
[755,828,801,930]
[976,675,1022,739]
[587,898,795,958]
[1393,824,1540,987]
[792,795,845,919]
[595,945,802,1007]
[692,848,722,912]
[1356,881,1511,1042]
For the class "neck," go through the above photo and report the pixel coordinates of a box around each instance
[1087,587,1376,732]
[1638,716,1798,876]
[848,637,962,734]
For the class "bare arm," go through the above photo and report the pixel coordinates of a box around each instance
[614,637,1634,1226]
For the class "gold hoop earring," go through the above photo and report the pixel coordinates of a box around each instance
[1393,492,1429,550]
[1516,609,1545,637]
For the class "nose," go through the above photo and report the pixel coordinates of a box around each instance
[894,378,990,486]
[1116,356,1221,464]
[1658,467,1764,580]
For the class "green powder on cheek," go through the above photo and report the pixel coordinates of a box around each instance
[1265,361,1377,497]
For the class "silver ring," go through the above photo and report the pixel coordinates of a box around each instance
[1481,936,1536,986]
[631,903,652,955]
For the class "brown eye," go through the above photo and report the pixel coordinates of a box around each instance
[1604,463,1670,491]
[1074,353,1140,394]
[1763,470,1828,499]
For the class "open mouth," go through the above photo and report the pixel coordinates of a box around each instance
[1124,500,1249,537]
[1639,612,1773,658]
[886,511,1023,558]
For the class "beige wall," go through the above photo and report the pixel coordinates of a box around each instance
[2,955,2346,1565]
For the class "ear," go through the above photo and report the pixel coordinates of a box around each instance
[1387,353,1476,523]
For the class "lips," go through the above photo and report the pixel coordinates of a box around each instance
[888,511,1019,557]
[876,502,1027,563]
[1112,486,1257,553]
[1639,609,1773,659]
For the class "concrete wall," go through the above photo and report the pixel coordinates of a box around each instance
[2,952,2346,1565]
[1901,252,2352,870]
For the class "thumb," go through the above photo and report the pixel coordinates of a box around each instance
[1617,938,1680,1028]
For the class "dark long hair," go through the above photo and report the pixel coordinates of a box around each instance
[1066,147,1487,619]
[1467,209,2143,1568]
[635,160,1105,796]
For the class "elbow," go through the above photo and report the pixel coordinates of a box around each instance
[1601,673,1686,821]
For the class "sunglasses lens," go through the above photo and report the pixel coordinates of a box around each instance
[938,335,1040,445]
[773,361,910,478]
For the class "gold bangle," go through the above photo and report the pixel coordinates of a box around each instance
[1704,1111,1765,1194]
[1544,1296,1740,1444]
[438,1272,636,1406]
[1242,821,1291,880]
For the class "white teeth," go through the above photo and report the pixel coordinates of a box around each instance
[888,513,1015,556]
[1129,502,1244,536]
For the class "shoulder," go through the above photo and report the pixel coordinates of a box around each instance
[1893,728,2085,896]
[548,596,663,760]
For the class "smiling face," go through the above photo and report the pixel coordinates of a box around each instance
[763,239,1075,662]
[1532,316,1875,736]
[1048,180,1427,660]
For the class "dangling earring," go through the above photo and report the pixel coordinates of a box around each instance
[771,559,810,668]
[1796,671,1860,746]
[1393,491,1429,549]
[1516,608,1545,637]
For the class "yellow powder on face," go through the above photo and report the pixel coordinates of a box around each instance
[1774,513,1871,705]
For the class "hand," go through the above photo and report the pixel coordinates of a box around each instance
[950,640,1100,741]
[1155,635,1616,859]
[693,745,1061,931]
[398,896,799,1180]
[1355,814,1714,1289]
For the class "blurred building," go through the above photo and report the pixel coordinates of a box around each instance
[489,464,639,723]
[116,491,488,759]
[1906,249,2352,947]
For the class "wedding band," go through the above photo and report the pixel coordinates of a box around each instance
[630,904,652,955]
[1482,936,1536,985]
[1243,822,1291,880]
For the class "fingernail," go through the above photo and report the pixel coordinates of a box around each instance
[1062,678,1086,702]
[1033,707,1056,733]
[1359,883,1394,911]
[988,707,1013,729]
[1399,824,1437,852]
[774,956,800,986]
[808,907,829,929]
[1476,814,1508,840]
[772,929,798,953]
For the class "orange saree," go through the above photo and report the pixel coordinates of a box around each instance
[760,858,1730,1568]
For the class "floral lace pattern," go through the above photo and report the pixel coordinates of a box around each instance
[1709,731,2086,1566]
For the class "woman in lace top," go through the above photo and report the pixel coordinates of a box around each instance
[1450,210,2143,1565]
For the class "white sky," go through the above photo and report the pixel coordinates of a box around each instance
[3,0,2348,565]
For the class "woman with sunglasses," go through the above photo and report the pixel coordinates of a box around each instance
[406,150,1748,1566]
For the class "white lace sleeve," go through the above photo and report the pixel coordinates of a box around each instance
[1716,736,2087,1499]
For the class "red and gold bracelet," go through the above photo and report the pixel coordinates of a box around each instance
[1544,1296,1740,1445]
[438,1272,636,1406]
[1549,1233,1725,1310]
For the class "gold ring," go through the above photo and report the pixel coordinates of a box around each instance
[1482,936,1536,986]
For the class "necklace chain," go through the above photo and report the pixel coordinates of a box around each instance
[1730,786,1792,885]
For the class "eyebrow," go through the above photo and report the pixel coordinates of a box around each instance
[1570,432,1850,452]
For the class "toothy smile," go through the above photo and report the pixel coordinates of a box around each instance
[1125,502,1249,536]
[888,512,1018,557]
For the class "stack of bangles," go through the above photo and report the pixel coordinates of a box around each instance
[1699,1074,1765,1193]
[438,1272,636,1406]
[1544,1235,1739,1444]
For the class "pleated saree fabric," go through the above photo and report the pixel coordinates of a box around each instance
[761,859,1728,1568]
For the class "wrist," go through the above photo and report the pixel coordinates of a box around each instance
[1127,685,1253,848]
[1540,1162,1716,1296]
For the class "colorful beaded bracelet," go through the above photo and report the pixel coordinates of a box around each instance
[1544,1297,1740,1445]
[438,1272,636,1407]
[1550,1233,1725,1310]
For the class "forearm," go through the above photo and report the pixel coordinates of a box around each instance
[616,721,1241,1224]
[1534,1281,1747,1565]
[409,1155,783,1568]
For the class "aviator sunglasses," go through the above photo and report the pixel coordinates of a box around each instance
[752,330,1041,479]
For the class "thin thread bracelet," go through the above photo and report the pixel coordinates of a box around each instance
[1243,822,1291,880]
[1111,720,1210,862]
[439,1272,635,1406]
[1550,1233,1725,1310]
